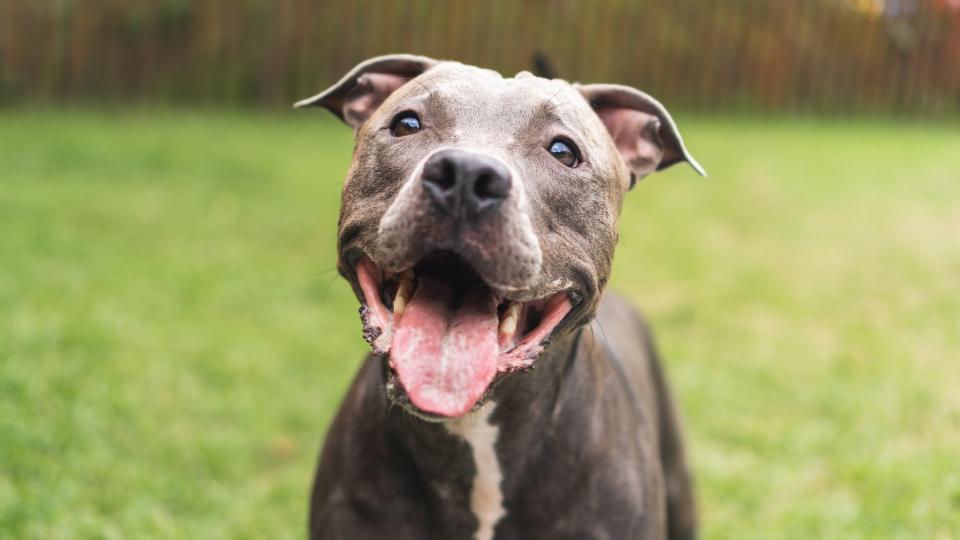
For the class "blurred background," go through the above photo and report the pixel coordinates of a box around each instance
[1,1,958,538]
[4,0,960,113]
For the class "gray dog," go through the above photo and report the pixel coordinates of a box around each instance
[296,54,705,540]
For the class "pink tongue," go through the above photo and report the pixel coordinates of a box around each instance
[391,277,499,417]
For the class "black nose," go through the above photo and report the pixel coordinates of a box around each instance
[421,149,512,218]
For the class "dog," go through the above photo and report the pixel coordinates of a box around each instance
[296,54,705,540]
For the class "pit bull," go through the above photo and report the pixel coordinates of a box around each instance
[296,54,705,540]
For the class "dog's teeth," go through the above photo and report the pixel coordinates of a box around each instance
[393,294,407,318]
[393,272,415,317]
[499,302,521,336]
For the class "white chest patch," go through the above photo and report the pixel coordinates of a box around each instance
[446,404,505,540]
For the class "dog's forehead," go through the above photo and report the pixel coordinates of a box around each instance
[405,62,592,128]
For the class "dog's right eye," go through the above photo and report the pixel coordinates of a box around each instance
[548,139,580,168]
[391,112,421,137]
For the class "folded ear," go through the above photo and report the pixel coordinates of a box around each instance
[576,84,706,187]
[295,54,438,129]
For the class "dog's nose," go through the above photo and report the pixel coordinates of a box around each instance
[421,149,512,218]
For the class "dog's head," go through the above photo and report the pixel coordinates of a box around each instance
[298,54,703,419]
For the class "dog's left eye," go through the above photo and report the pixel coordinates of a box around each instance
[548,139,580,168]
[391,112,421,137]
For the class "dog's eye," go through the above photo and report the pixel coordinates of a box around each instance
[391,112,421,137]
[548,139,580,168]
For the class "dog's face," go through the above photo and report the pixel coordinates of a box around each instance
[298,55,702,419]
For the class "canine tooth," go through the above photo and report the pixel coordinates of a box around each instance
[393,272,415,317]
[499,302,521,336]
[393,294,407,318]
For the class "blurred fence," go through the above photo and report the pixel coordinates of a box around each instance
[2,0,959,115]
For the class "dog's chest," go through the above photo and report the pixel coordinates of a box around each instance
[445,405,505,540]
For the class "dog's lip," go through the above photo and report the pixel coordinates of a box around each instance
[351,253,581,345]
[347,250,582,308]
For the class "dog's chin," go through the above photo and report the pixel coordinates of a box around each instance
[350,249,577,419]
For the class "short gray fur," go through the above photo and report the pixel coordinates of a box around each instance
[298,54,701,540]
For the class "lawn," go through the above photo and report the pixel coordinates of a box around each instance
[1,109,958,539]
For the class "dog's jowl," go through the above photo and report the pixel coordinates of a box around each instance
[297,54,705,540]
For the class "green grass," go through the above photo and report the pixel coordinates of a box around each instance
[1,109,958,539]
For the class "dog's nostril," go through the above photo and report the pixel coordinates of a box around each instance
[432,174,456,191]
[423,158,457,192]
[422,159,457,192]
[474,172,509,201]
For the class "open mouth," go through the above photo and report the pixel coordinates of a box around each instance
[353,251,574,418]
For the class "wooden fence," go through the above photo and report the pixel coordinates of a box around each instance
[2,0,959,114]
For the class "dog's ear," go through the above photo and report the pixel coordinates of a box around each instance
[295,54,438,129]
[576,84,705,188]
